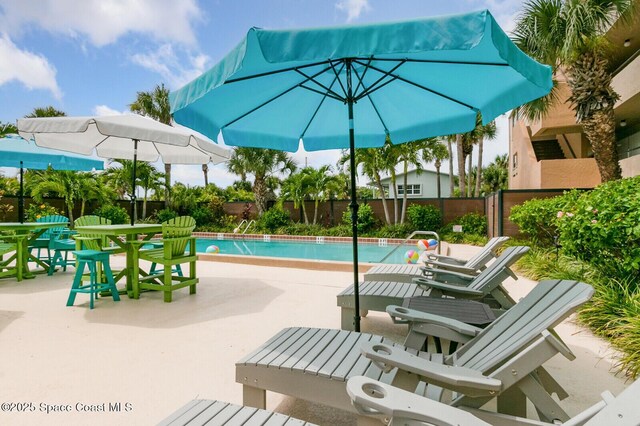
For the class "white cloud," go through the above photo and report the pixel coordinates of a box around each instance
[335,0,371,22]
[0,0,202,47]
[0,33,61,98]
[93,105,128,116]
[131,44,210,89]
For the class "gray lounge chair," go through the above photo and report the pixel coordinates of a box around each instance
[237,280,593,423]
[158,399,316,425]
[338,246,529,330]
[363,236,510,282]
[347,375,640,426]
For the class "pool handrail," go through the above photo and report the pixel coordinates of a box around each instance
[234,219,256,236]
[377,230,441,263]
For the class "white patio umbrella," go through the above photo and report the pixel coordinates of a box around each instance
[17,114,230,225]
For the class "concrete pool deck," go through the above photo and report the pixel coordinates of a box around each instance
[0,244,630,425]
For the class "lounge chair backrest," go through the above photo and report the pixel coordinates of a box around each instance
[36,214,69,239]
[74,215,112,251]
[464,236,510,270]
[162,216,195,257]
[467,245,529,292]
[451,280,593,373]
[583,378,640,425]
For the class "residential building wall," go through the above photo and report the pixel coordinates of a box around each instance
[376,169,451,198]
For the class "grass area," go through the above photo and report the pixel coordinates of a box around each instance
[510,244,640,378]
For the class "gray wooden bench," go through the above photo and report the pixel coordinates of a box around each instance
[158,399,316,425]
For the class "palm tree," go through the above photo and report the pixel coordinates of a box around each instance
[381,141,401,224]
[227,147,297,215]
[136,162,165,218]
[26,106,66,118]
[446,135,455,196]
[303,165,342,224]
[77,174,114,216]
[28,169,80,223]
[422,139,449,198]
[481,154,509,194]
[394,140,429,224]
[512,0,633,182]
[129,83,173,204]
[339,148,391,225]
[279,171,311,224]
[0,122,17,137]
[202,164,209,186]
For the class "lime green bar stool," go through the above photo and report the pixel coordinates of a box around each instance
[67,250,120,309]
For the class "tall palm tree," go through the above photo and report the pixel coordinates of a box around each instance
[474,120,497,197]
[339,148,391,225]
[512,0,633,182]
[129,83,173,204]
[227,147,296,215]
[136,162,165,218]
[303,165,342,224]
[279,171,312,224]
[202,164,209,186]
[28,169,80,223]
[394,140,429,224]
[26,106,66,118]
[423,139,449,198]
[0,122,17,137]
[381,141,401,224]
[446,135,455,196]
[77,174,115,216]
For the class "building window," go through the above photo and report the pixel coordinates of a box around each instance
[397,184,422,196]
[512,152,518,169]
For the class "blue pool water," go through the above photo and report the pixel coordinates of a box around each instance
[195,238,431,264]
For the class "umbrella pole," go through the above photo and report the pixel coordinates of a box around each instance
[346,59,361,332]
[19,161,24,224]
[130,139,138,226]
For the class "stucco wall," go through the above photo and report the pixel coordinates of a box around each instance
[540,158,601,188]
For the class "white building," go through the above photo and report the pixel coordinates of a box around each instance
[372,169,451,198]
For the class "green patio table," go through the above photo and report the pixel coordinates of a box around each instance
[74,224,163,296]
[0,221,69,281]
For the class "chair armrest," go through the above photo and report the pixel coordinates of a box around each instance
[413,277,484,298]
[386,305,482,337]
[347,376,491,425]
[425,253,467,265]
[422,263,480,276]
[420,267,478,284]
[360,342,502,397]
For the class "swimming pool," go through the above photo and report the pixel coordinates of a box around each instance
[196,238,429,264]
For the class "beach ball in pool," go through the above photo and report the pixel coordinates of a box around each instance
[426,239,438,250]
[416,239,429,251]
[205,245,220,254]
[404,250,420,264]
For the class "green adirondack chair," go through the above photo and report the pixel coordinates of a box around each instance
[29,214,69,264]
[132,216,198,303]
[73,215,124,284]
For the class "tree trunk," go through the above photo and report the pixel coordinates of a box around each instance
[447,139,454,196]
[391,171,398,224]
[253,176,268,216]
[313,200,319,225]
[80,200,85,217]
[202,164,209,186]
[164,163,171,208]
[475,136,484,197]
[400,160,409,224]
[467,153,473,197]
[301,201,309,224]
[66,201,74,224]
[143,188,148,219]
[583,108,622,182]
[435,161,442,199]
[375,177,391,225]
[456,134,466,197]
[568,52,622,182]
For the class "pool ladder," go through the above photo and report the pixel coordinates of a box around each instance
[378,230,441,263]
[234,219,256,236]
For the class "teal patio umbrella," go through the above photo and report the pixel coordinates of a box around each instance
[0,135,104,222]
[170,10,553,331]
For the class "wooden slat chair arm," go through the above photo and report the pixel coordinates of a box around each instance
[386,305,482,337]
[360,342,502,397]
[413,277,484,298]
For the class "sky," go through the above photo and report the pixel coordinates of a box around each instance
[0,0,525,188]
